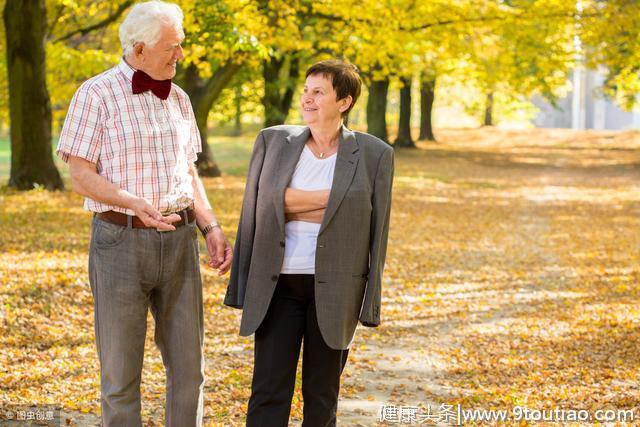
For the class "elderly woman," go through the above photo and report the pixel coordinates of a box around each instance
[225,59,394,426]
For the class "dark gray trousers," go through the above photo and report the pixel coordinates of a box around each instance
[88,216,204,427]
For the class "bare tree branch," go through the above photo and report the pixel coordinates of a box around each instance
[51,0,133,43]
[46,3,67,38]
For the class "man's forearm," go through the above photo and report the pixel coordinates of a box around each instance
[284,188,329,213]
[190,165,219,229]
[69,156,138,210]
[69,156,182,230]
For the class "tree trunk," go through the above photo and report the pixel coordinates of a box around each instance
[419,74,436,141]
[394,77,415,148]
[233,84,242,136]
[483,92,494,126]
[263,53,300,128]
[178,62,241,177]
[4,0,63,190]
[366,78,389,143]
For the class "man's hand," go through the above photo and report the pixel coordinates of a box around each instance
[129,197,181,231]
[187,162,232,274]
[204,227,233,275]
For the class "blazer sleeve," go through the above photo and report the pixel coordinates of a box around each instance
[359,146,394,327]
[224,131,267,308]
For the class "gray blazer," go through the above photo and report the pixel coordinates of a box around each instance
[225,124,394,349]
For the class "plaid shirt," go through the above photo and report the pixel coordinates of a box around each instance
[57,59,202,215]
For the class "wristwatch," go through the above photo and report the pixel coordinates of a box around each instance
[200,222,221,237]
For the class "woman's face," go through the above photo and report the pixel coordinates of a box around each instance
[300,73,350,126]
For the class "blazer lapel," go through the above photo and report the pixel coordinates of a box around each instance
[319,125,359,234]
[273,127,309,235]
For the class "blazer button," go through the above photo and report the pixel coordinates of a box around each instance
[271,275,278,282]
[279,241,285,247]
[318,244,325,248]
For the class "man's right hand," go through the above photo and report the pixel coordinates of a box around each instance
[129,197,181,231]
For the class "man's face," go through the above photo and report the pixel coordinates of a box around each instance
[137,23,184,80]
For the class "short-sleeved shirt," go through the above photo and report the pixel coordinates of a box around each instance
[56,58,202,215]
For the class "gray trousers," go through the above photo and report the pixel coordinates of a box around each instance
[88,216,205,427]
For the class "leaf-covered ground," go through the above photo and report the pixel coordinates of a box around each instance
[1,128,639,426]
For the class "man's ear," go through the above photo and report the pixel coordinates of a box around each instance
[134,43,144,59]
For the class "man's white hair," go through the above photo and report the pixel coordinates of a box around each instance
[119,1,184,56]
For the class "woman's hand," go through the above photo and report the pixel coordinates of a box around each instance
[286,208,326,224]
[284,188,330,213]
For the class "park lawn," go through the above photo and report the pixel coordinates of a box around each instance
[0,138,66,181]
[0,127,639,425]
[0,138,11,179]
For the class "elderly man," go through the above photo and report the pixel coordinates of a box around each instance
[56,1,232,425]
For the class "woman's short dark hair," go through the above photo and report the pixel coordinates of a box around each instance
[305,59,362,118]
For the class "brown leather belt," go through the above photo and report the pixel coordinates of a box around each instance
[96,207,195,229]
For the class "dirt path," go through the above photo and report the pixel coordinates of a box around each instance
[333,128,640,425]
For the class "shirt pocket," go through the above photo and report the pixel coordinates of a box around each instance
[104,112,158,155]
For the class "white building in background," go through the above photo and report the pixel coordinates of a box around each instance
[533,68,640,130]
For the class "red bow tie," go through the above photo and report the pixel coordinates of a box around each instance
[132,70,171,100]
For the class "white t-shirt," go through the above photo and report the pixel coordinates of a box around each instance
[280,145,337,274]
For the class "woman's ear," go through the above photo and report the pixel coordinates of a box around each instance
[339,95,353,113]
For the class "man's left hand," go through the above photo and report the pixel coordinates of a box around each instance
[204,227,233,275]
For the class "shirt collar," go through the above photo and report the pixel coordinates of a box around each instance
[118,57,136,82]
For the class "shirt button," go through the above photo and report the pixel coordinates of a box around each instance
[271,275,278,282]
[279,241,285,247]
